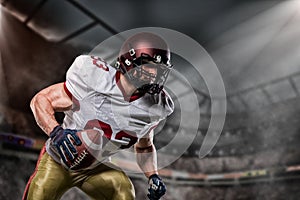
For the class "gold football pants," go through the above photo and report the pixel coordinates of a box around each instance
[22,146,135,200]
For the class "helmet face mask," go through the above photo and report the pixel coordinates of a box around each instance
[127,61,172,94]
[116,32,173,95]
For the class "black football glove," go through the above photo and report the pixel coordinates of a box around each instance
[147,174,166,200]
[49,125,82,165]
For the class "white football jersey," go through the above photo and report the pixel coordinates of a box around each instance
[46,55,174,166]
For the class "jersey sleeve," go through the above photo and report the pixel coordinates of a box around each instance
[139,93,173,137]
[161,89,175,117]
[65,55,90,100]
[65,55,113,100]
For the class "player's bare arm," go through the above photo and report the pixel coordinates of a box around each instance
[134,130,158,178]
[30,82,72,135]
[31,82,81,166]
[135,130,167,199]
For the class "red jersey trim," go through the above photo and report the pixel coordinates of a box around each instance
[63,82,72,99]
[63,82,80,111]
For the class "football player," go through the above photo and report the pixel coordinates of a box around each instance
[22,32,174,200]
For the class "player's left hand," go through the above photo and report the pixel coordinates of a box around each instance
[147,174,166,200]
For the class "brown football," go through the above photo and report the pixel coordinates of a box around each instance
[65,129,103,170]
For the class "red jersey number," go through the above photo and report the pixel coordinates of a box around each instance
[85,119,138,149]
[91,56,109,71]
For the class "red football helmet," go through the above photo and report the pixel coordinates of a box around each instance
[115,32,172,94]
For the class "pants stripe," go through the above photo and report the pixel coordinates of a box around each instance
[22,145,46,200]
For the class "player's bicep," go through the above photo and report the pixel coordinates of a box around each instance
[38,82,73,112]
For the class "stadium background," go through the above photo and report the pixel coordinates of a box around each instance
[1,0,300,199]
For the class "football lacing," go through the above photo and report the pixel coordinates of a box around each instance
[70,150,88,169]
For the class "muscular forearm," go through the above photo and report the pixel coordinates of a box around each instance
[135,145,158,178]
[30,94,59,135]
